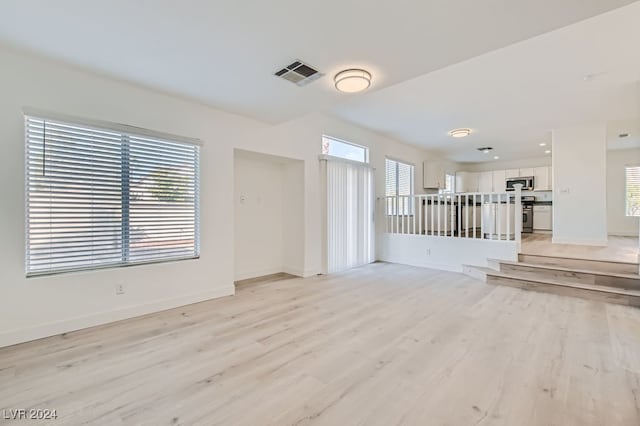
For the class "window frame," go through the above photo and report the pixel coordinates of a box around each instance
[24,110,202,277]
[321,135,369,164]
[385,157,415,216]
[625,165,640,217]
[439,173,455,194]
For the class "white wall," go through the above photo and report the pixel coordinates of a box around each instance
[379,234,518,272]
[234,151,306,280]
[282,161,305,277]
[607,148,640,236]
[552,125,608,245]
[0,45,440,347]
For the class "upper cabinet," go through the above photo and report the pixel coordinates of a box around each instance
[505,169,519,178]
[519,168,534,177]
[492,170,506,192]
[533,166,552,191]
[456,171,478,193]
[455,166,553,193]
[423,161,445,189]
[478,171,493,193]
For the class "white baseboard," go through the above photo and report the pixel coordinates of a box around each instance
[551,237,609,246]
[608,232,638,237]
[282,266,304,277]
[234,267,284,282]
[0,286,234,349]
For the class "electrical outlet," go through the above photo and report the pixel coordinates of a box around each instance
[115,283,125,295]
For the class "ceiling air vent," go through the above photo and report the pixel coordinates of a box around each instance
[274,60,323,87]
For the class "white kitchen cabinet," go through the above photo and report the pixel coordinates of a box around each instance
[492,170,506,192]
[533,205,552,230]
[519,168,534,178]
[478,171,493,192]
[505,169,519,178]
[455,172,468,193]
[455,171,480,193]
[466,172,479,192]
[423,161,445,189]
[533,166,552,191]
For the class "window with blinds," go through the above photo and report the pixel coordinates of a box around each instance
[385,158,414,215]
[626,166,640,217]
[25,116,200,276]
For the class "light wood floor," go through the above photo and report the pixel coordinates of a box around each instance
[2,263,640,425]
[522,233,639,263]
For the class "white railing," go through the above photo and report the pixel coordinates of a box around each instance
[381,185,523,244]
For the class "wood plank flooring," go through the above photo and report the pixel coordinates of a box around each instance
[521,233,639,263]
[1,262,640,425]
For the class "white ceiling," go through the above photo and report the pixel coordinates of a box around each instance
[331,1,640,162]
[0,0,638,162]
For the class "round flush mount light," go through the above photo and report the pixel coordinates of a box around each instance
[544,149,551,154]
[449,128,471,138]
[539,142,547,146]
[493,156,500,160]
[334,69,371,93]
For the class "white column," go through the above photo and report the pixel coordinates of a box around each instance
[552,125,608,246]
[514,184,522,251]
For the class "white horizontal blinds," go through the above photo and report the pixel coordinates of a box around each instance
[386,158,414,216]
[26,118,124,274]
[25,115,200,275]
[385,158,397,215]
[397,161,414,215]
[128,135,199,262]
[326,160,374,273]
[626,166,640,216]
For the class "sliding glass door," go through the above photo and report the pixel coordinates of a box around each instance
[323,158,374,273]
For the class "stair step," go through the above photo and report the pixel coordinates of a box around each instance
[464,266,640,307]
[487,258,640,291]
[518,253,639,275]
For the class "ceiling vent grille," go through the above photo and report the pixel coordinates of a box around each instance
[274,60,323,87]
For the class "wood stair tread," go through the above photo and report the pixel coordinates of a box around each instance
[470,266,640,297]
[518,252,638,266]
[487,258,640,279]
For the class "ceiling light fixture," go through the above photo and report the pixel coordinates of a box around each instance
[539,142,547,146]
[619,133,630,138]
[477,147,493,154]
[544,150,551,154]
[449,128,471,138]
[334,69,371,93]
[493,156,500,160]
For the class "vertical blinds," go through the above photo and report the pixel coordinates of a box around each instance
[385,158,414,215]
[25,116,200,276]
[626,166,640,217]
[326,159,374,273]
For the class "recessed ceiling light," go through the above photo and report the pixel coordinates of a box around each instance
[493,156,500,160]
[544,150,551,154]
[539,142,547,146]
[477,146,493,154]
[334,69,371,93]
[449,128,471,138]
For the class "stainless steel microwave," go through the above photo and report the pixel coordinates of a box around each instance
[506,176,534,191]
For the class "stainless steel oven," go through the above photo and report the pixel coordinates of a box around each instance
[506,176,534,192]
